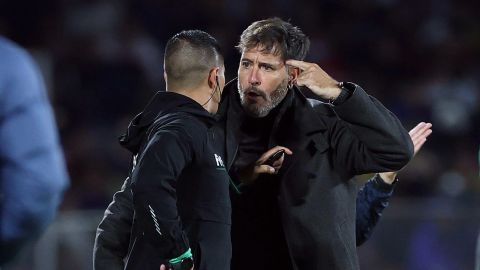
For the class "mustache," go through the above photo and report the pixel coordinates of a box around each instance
[245,87,267,100]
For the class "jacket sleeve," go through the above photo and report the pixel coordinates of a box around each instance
[130,127,195,261]
[329,85,414,175]
[355,174,396,246]
[93,176,134,270]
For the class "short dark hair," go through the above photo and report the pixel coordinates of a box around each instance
[237,18,310,61]
[164,30,223,88]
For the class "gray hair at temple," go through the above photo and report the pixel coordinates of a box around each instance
[236,17,310,61]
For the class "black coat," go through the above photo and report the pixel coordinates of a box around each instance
[117,92,231,270]
[218,80,413,270]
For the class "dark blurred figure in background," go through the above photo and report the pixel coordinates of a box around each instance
[0,36,69,266]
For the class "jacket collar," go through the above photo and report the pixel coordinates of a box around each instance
[120,91,215,154]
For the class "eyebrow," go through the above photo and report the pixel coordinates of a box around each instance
[241,57,284,68]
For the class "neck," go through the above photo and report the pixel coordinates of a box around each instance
[166,84,217,114]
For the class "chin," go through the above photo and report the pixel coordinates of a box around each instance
[242,105,259,117]
[246,105,270,118]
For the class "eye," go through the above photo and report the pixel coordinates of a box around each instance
[260,64,274,71]
[241,61,251,68]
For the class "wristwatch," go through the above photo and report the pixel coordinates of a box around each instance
[330,81,356,105]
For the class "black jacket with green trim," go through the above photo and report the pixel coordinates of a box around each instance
[114,91,231,270]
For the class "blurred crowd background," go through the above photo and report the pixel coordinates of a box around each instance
[1,0,479,269]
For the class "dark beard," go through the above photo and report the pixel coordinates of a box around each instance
[238,79,289,118]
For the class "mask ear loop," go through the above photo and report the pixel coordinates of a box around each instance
[201,73,219,107]
[215,75,220,94]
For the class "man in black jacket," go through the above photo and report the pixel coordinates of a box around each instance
[118,30,229,270]
[94,19,415,270]
[220,18,413,270]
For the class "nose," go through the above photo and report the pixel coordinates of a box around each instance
[248,66,261,86]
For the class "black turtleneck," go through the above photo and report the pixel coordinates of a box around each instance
[231,93,295,270]
[233,107,278,171]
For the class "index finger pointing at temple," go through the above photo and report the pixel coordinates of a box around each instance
[286,59,311,70]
